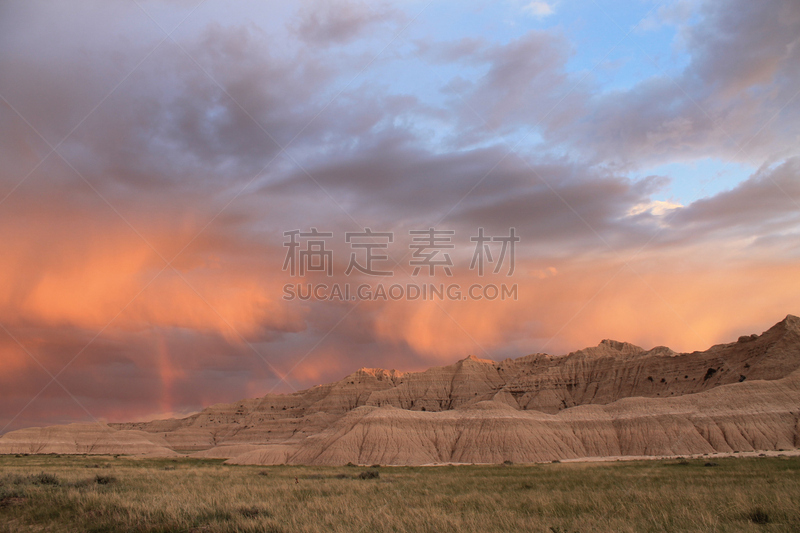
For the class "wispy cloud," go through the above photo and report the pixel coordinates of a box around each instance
[522,1,556,18]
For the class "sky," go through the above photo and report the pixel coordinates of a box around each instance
[0,0,799,432]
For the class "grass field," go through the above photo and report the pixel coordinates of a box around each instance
[1,454,799,532]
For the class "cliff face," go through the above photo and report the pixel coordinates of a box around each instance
[278,373,800,466]
[3,315,800,464]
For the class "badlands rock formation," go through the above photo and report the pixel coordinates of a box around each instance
[2,315,799,464]
[0,423,177,457]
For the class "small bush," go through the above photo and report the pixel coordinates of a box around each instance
[0,483,25,500]
[239,506,269,518]
[664,459,690,467]
[1,474,26,486]
[704,462,719,467]
[345,462,356,467]
[31,472,59,486]
[94,475,116,485]
[747,507,771,524]
[502,460,514,466]
[0,495,26,509]
[257,470,270,477]
[370,464,381,468]
[163,466,176,471]
[358,470,380,480]
[334,473,349,479]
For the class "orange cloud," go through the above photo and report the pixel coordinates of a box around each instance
[370,256,800,360]
[0,208,304,341]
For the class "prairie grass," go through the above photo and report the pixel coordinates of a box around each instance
[0,455,798,532]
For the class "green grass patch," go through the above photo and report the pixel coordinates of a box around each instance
[0,455,798,531]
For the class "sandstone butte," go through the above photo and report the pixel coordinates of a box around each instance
[2,315,799,465]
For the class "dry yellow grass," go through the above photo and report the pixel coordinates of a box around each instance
[1,455,799,532]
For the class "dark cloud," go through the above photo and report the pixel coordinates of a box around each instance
[460,31,577,135]
[668,157,800,238]
[688,0,800,97]
[543,0,800,166]
[266,133,671,255]
[422,30,584,146]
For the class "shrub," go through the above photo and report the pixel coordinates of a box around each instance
[502,460,514,466]
[704,462,719,467]
[747,507,770,524]
[94,475,116,485]
[664,459,690,467]
[31,472,59,486]
[0,474,24,486]
[358,470,380,480]
[0,494,26,509]
[239,506,269,518]
[549,527,579,533]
